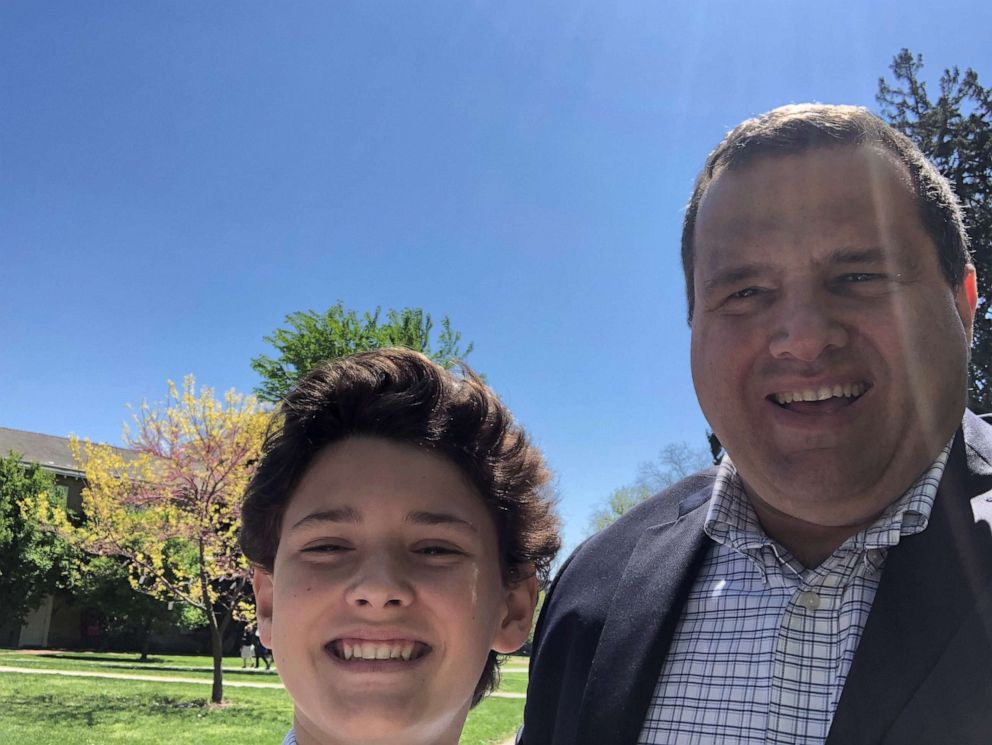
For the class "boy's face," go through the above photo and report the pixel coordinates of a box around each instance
[253,436,536,745]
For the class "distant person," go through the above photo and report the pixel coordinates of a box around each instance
[254,626,272,670]
[239,348,560,745]
[240,625,256,668]
[522,104,992,744]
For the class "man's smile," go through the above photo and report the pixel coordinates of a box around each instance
[771,381,869,406]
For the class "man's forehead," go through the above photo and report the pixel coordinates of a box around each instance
[694,146,920,263]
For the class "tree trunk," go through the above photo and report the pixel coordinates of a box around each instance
[209,614,224,703]
[139,615,152,662]
[198,541,225,703]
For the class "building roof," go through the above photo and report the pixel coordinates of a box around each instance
[0,426,135,479]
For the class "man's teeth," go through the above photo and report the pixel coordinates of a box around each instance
[339,641,417,661]
[774,383,866,405]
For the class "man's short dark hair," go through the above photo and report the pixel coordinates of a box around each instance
[681,103,972,321]
[240,346,560,705]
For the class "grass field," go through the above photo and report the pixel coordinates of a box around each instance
[0,649,529,744]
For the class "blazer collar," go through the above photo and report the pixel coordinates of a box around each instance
[575,489,711,745]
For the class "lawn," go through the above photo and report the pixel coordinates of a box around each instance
[0,650,529,744]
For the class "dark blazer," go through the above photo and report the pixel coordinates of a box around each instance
[522,411,992,745]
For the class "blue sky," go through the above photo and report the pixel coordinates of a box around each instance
[3,1,991,554]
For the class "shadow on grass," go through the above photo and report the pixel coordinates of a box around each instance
[5,652,279,677]
[6,690,213,728]
[22,652,168,664]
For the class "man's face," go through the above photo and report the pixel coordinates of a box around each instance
[690,146,976,524]
[253,437,534,745]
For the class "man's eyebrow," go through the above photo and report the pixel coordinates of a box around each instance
[405,511,478,533]
[701,263,773,294]
[290,506,361,531]
[828,247,887,265]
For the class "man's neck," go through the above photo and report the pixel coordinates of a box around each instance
[746,488,880,569]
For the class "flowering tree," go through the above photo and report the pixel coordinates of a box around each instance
[43,377,268,703]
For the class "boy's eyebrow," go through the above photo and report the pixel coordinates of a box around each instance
[289,506,361,531]
[405,511,478,533]
[287,507,478,533]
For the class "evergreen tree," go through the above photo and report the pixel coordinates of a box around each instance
[878,49,992,411]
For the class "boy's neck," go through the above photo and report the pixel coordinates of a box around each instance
[292,711,467,745]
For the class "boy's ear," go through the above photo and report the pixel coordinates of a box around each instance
[491,566,539,654]
[252,567,275,649]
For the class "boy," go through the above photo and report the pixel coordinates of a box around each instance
[240,348,560,745]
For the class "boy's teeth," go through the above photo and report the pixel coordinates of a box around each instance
[337,640,420,661]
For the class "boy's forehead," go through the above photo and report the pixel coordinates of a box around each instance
[278,436,495,536]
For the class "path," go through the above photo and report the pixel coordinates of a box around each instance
[0,665,526,698]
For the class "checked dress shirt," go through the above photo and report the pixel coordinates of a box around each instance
[638,443,951,745]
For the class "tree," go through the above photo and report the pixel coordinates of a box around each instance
[588,484,654,534]
[0,453,75,628]
[878,50,992,411]
[39,377,267,703]
[251,303,475,402]
[71,555,194,662]
[587,442,712,534]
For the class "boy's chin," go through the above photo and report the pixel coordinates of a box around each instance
[295,694,471,745]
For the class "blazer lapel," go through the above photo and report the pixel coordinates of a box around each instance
[827,428,992,744]
[575,503,710,745]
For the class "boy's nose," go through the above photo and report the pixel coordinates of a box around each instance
[344,553,415,609]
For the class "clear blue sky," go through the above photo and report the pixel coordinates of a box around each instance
[3,1,991,554]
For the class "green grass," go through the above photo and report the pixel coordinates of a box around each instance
[0,649,528,744]
[0,675,292,745]
[0,649,279,682]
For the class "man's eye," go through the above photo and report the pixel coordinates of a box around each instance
[840,272,881,282]
[727,287,763,301]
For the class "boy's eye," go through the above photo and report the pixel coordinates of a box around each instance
[415,544,464,557]
[302,543,351,554]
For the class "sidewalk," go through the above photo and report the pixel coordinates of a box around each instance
[0,664,526,698]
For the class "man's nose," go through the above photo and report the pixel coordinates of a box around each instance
[344,552,415,609]
[768,294,848,362]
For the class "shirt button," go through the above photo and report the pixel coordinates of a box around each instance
[797,590,821,610]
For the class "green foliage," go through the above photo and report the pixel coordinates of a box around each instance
[878,50,992,411]
[0,453,76,627]
[588,484,654,534]
[588,442,711,534]
[72,556,200,650]
[251,302,475,402]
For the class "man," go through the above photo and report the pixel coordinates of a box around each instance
[522,104,992,745]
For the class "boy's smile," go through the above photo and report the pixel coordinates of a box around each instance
[253,436,532,745]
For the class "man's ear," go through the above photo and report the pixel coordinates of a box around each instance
[492,567,539,654]
[957,264,979,347]
[252,567,275,649]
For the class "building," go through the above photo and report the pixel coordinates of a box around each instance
[0,427,135,648]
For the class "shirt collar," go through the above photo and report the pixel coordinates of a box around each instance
[704,440,952,555]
